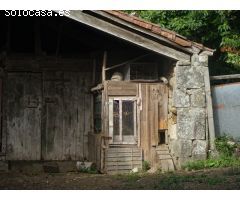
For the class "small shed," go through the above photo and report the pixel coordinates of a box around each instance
[0,10,215,173]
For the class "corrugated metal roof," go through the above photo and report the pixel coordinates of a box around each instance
[104,10,214,53]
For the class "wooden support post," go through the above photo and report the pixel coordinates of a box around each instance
[102,51,107,82]
[204,67,216,151]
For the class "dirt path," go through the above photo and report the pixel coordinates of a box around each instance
[1,167,240,190]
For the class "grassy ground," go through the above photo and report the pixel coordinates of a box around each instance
[1,167,240,189]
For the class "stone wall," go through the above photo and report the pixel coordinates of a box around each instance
[168,53,209,169]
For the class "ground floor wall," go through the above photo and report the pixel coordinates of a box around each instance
[0,57,93,161]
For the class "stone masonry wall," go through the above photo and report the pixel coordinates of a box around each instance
[168,53,209,169]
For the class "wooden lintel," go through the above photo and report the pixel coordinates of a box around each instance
[63,11,190,61]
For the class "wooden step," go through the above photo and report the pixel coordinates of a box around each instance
[160,159,175,172]
[155,145,175,172]
[158,154,172,160]
[105,147,143,174]
[156,150,169,155]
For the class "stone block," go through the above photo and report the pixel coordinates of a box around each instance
[173,88,190,107]
[199,55,208,67]
[168,123,177,140]
[192,140,207,160]
[177,108,206,140]
[193,109,206,140]
[177,60,191,66]
[172,139,192,157]
[177,108,194,139]
[176,65,205,89]
[190,89,206,108]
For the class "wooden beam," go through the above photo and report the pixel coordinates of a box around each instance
[63,11,190,61]
[105,53,151,71]
[210,74,240,80]
[102,51,107,82]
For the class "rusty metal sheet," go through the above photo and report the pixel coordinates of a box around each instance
[212,82,240,140]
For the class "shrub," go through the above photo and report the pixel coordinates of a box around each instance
[215,135,237,157]
[142,161,150,171]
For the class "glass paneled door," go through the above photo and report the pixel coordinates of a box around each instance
[109,97,137,144]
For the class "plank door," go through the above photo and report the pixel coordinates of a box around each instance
[42,71,91,160]
[6,72,42,160]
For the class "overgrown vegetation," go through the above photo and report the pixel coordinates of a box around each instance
[142,161,150,172]
[183,135,240,171]
[184,157,240,171]
[215,135,237,157]
[125,11,240,75]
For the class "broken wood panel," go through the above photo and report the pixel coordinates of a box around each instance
[6,72,42,160]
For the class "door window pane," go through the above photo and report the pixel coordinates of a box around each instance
[122,100,134,136]
[113,100,120,136]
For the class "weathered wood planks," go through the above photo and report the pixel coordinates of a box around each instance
[5,72,42,160]
[42,71,92,160]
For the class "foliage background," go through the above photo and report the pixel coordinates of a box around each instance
[126,11,240,75]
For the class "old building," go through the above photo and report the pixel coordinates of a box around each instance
[0,10,215,173]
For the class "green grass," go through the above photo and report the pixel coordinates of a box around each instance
[183,156,240,171]
[152,173,227,189]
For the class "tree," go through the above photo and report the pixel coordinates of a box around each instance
[126,11,240,75]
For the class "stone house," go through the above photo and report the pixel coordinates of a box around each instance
[0,10,215,173]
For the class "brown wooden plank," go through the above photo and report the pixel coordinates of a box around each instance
[107,165,141,170]
[106,161,142,166]
[159,84,168,130]
[106,153,142,158]
[107,81,138,96]
[106,157,143,162]
[106,148,142,153]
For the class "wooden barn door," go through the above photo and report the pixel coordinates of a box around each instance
[6,72,42,160]
[42,71,91,160]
